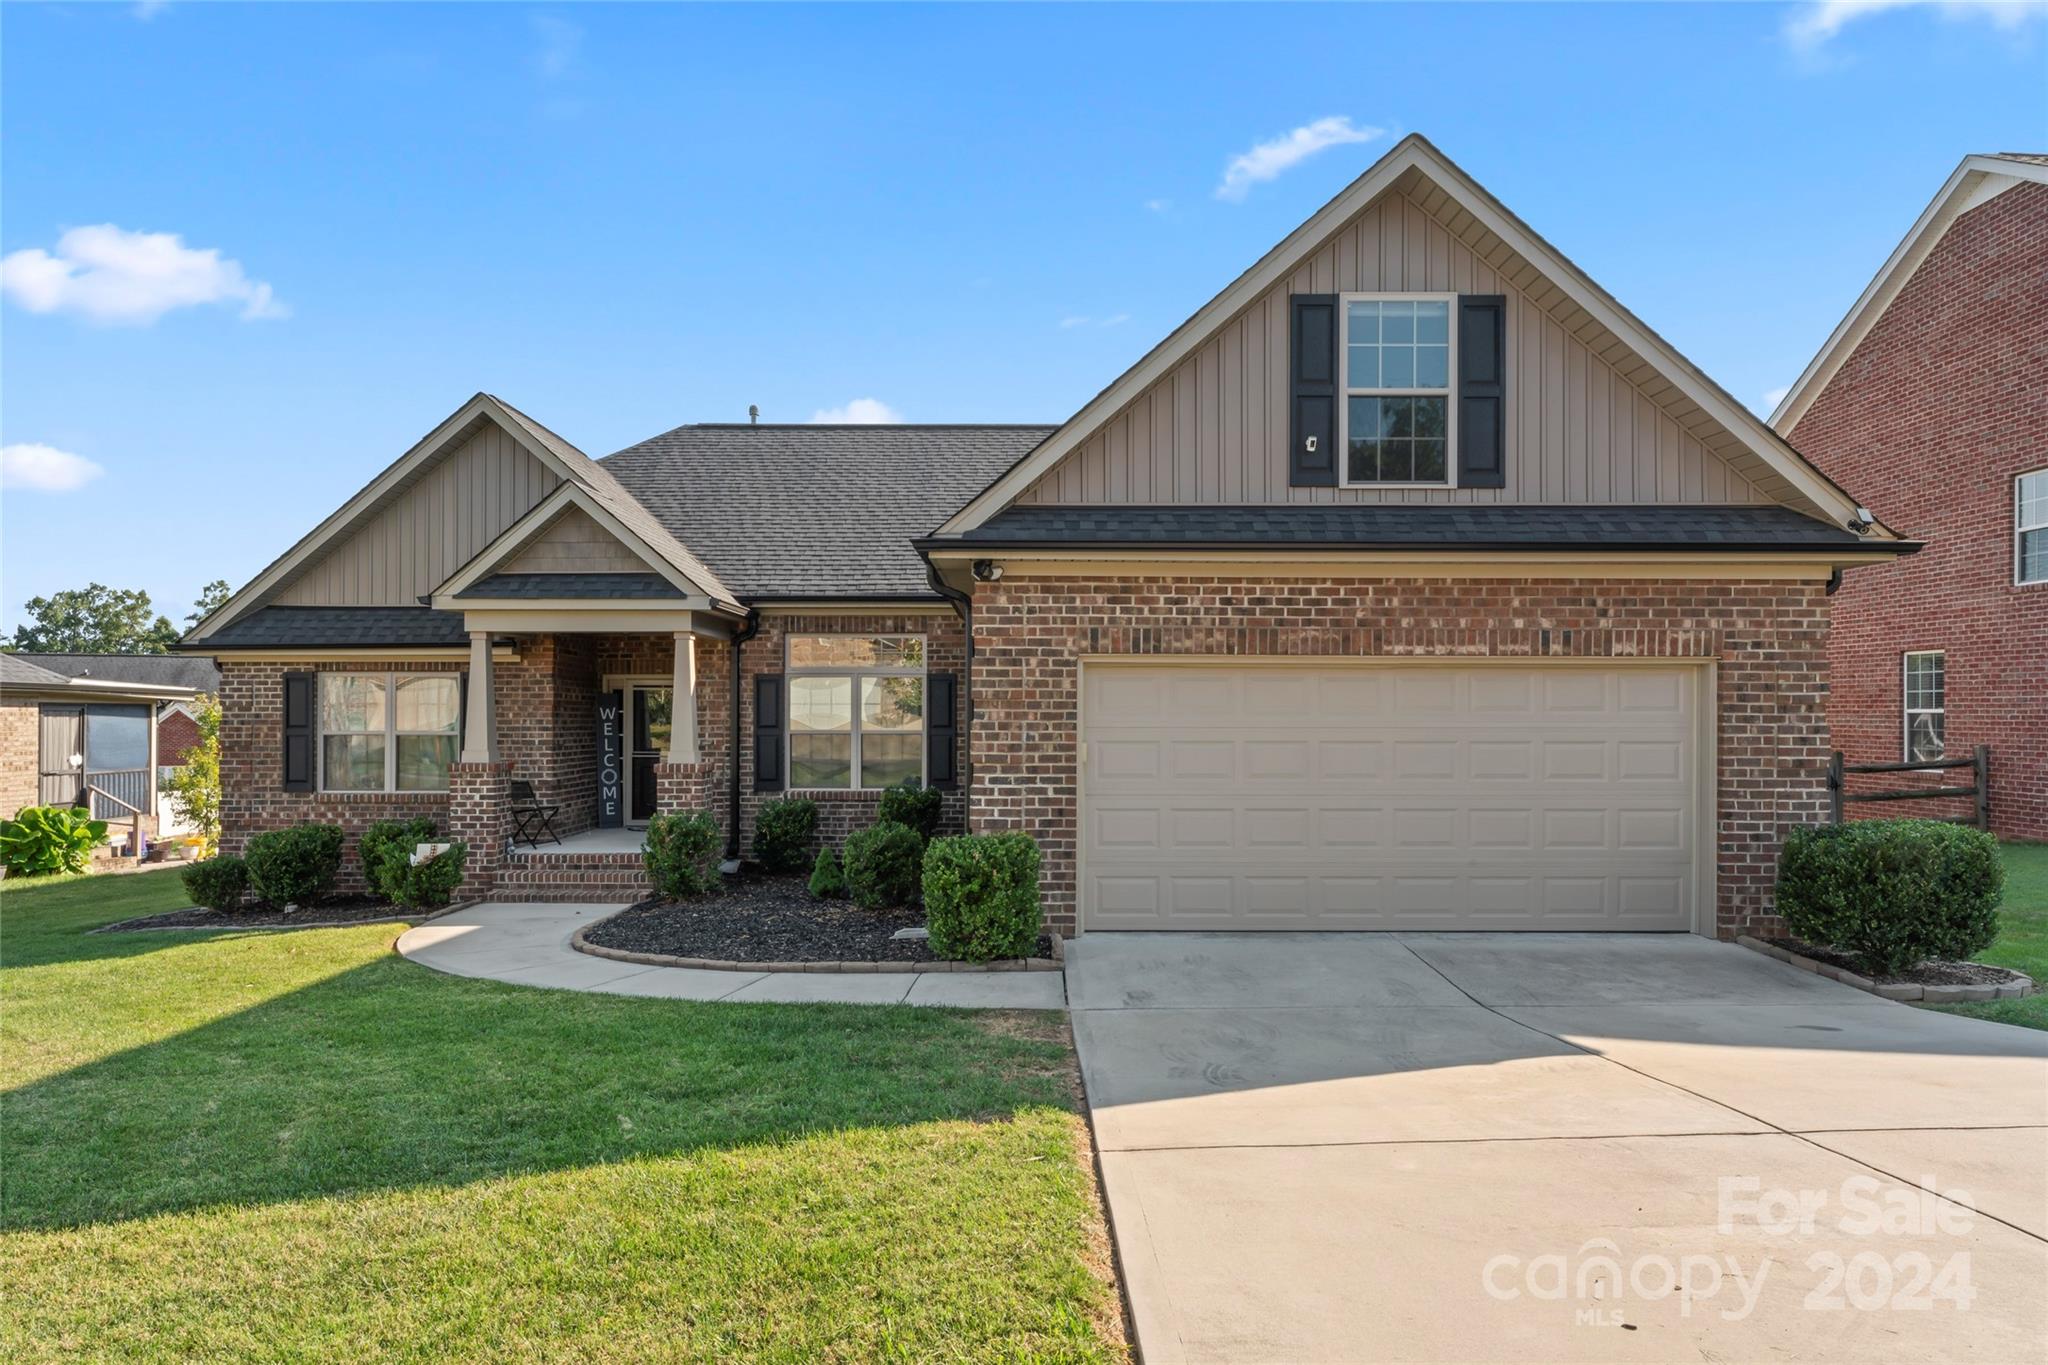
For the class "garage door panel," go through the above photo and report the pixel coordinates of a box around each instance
[1083,663,1701,932]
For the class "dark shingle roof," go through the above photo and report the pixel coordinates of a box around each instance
[600,425,1053,597]
[456,573,684,600]
[16,652,221,691]
[936,504,1904,552]
[197,607,471,649]
[0,654,72,688]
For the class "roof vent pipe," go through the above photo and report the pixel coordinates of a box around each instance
[748,404,759,426]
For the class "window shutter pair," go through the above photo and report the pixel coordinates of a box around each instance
[751,671,959,793]
[1287,293,1506,490]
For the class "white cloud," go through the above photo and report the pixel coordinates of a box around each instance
[1059,313,1131,330]
[807,398,903,425]
[1144,198,1172,213]
[0,225,287,325]
[532,15,583,80]
[1216,117,1385,202]
[1784,0,2047,48]
[1763,384,1792,413]
[132,0,170,18]
[1,443,104,493]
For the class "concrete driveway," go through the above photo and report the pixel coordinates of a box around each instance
[1066,933,2048,1364]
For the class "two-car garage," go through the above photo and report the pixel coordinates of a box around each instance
[1079,661,1709,933]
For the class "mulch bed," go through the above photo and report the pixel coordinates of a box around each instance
[585,872,1054,964]
[101,896,419,933]
[1770,937,2030,988]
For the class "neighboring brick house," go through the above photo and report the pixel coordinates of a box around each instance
[1772,153,2047,841]
[183,134,1913,937]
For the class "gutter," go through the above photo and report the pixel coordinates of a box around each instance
[916,536,1922,557]
[725,608,762,861]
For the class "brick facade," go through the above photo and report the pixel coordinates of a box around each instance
[968,573,1832,940]
[215,610,969,900]
[1789,180,2047,840]
[2,699,38,819]
[157,707,204,770]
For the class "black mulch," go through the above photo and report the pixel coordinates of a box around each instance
[585,873,1054,964]
[1772,937,2033,988]
[102,895,418,933]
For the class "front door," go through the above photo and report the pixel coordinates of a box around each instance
[626,685,672,826]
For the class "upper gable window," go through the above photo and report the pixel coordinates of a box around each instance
[2018,469,2048,585]
[1342,295,1455,486]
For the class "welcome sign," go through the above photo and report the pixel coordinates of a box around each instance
[597,690,624,828]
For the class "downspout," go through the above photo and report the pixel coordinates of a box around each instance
[923,554,973,794]
[725,608,762,861]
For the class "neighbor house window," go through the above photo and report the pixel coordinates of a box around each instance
[2018,469,2048,585]
[785,636,924,790]
[319,673,459,793]
[1341,294,1455,487]
[1902,651,1945,764]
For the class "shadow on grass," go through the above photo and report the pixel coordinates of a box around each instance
[3,948,1075,1234]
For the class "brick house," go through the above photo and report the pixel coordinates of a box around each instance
[183,135,1913,937]
[1771,153,2046,841]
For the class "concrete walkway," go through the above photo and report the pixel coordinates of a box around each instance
[1068,931,2048,1364]
[395,903,1068,1008]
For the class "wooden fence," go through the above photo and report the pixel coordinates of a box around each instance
[1826,745,1990,831]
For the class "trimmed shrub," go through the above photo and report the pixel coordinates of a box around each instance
[877,780,943,842]
[0,805,108,877]
[1776,819,2004,976]
[843,821,925,910]
[244,824,345,906]
[644,810,721,898]
[181,855,249,912]
[753,797,818,873]
[359,817,439,900]
[808,844,847,899]
[922,833,1043,963]
[384,841,469,910]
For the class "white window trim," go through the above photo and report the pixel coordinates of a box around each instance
[1337,291,1459,490]
[784,635,927,792]
[1901,650,1946,765]
[2016,467,2048,587]
[316,671,461,794]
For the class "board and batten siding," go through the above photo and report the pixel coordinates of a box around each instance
[275,425,563,606]
[1020,191,1772,508]
[503,505,649,575]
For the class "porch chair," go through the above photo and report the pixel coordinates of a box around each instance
[508,779,562,848]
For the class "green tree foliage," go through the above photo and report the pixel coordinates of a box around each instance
[8,583,178,654]
[163,693,222,856]
[187,580,231,627]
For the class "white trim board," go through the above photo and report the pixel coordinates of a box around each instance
[937,134,1892,539]
[1771,154,2048,435]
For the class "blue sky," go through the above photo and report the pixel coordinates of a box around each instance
[3,1,2043,633]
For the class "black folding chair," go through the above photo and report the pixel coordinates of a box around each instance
[508,779,562,848]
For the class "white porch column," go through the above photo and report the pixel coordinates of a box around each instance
[669,631,698,763]
[460,631,499,763]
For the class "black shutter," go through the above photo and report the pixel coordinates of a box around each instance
[282,672,315,792]
[457,671,468,754]
[926,672,958,790]
[753,674,784,792]
[1458,295,1507,489]
[1289,294,1339,487]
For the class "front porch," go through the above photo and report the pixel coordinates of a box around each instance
[496,826,658,902]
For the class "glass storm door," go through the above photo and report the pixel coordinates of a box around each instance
[627,686,673,825]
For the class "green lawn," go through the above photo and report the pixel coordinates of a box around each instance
[1926,841,2048,1031]
[0,870,1125,1363]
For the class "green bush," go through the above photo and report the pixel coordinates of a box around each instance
[877,780,944,842]
[644,810,721,898]
[808,844,847,899]
[383,841,469,910]
[752,797,818,873]
[0,805,109,877]
[243,824,345,906]
[181,855,249,912]
[843,821,925,910]
[1776,819,2005,976]
[359,817,439,900]
[922,833,1043,962]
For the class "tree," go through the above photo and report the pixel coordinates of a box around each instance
[8,584,179,654]
[187,580,231,628]
[163,693,222,856]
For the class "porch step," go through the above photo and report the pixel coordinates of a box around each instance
[492,848,654,903]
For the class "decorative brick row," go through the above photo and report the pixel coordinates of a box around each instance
[571,916,1061,974]
[1736,934,2036,1002]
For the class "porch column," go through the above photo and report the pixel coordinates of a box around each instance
[460,631,498,763]
[668,631,698,764]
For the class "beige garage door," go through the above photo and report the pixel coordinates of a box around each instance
[1081,663,1702,932]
